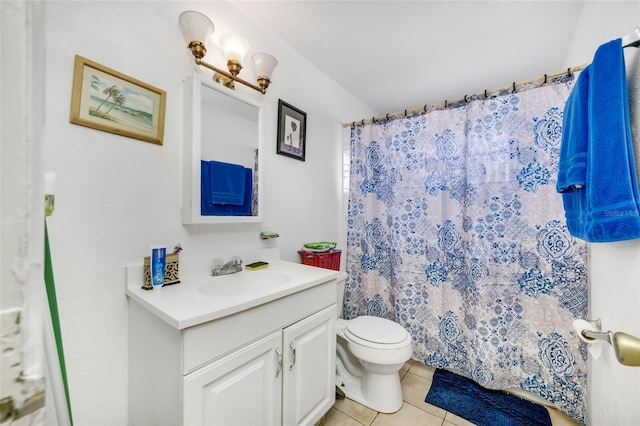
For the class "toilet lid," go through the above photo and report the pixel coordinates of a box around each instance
[346,316,408,344]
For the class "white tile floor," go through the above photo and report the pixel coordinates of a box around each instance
[323,360,580,426]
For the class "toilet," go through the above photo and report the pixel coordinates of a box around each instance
[335,274,413,413]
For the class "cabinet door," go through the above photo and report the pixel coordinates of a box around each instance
[183,330,282,426]
[282,305,336,426]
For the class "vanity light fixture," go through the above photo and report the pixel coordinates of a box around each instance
[178,10,278,94]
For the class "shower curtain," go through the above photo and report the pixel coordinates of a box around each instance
[345,78,588,423]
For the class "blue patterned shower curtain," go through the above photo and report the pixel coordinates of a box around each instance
[345,80,588,423]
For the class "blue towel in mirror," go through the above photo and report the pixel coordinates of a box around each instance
[209,160,245,205]
[557,38,640,242]
[201,161,253,216]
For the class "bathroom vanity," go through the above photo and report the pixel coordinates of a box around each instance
[126,252,337,425]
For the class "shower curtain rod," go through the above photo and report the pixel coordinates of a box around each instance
[344,63,587,128]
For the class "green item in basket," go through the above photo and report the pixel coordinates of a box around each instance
[303,241,337,251]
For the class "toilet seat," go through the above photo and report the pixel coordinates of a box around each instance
[345,316,411,350]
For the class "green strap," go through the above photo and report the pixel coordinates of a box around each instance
[44,221,73,425]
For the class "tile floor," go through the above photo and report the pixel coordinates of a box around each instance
[323,360,580,426]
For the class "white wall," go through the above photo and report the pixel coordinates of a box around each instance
[43,1,374,424]
[564,3,640,425]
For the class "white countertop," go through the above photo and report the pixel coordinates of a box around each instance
[125,249,339,329]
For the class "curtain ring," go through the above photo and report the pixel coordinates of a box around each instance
[512,82,516,93]
[424,105,427,112]
[567,67,572,77]
[484,89,488,98]
[351,121,355,128]
[361,119,365,126]
[372,117,375,124]
[404,109,408,117]
[444,100,448,109]
[386,113,389,120]
[464,95,468,103]
[543,74,548,84]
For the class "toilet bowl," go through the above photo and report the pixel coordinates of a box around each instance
[335,275,413,413]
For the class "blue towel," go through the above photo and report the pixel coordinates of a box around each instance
[201,161,253,216]
[208,160,245,205]
[557,38,640,242]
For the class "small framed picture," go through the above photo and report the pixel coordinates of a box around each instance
[277,99,306,161]
[69,55,167,145]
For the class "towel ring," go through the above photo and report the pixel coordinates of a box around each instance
[512,82,517,93]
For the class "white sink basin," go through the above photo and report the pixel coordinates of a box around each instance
[197,269,292,297]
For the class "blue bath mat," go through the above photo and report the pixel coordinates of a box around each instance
[425,369,552,426]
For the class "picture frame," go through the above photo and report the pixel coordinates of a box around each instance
[69,55,167,145]
[276,99,306,161]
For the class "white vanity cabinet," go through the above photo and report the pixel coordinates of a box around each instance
[127,272,337,426]
[183,330,282,425]
[281,307,336,425]
[183,306,335,426]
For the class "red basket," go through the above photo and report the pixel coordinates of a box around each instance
[298,249,341,271]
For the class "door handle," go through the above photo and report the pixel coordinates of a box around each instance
[577,319,640,366]
[582,329,640,366]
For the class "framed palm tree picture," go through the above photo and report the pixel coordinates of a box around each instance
[69,55,166,145]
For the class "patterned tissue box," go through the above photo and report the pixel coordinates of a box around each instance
[142,253,180,289]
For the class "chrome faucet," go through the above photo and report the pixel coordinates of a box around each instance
[211,257,243,276]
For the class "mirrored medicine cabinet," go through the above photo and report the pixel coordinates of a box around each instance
[182,73,264,224]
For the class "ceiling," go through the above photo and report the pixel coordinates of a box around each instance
[230,1,586,117]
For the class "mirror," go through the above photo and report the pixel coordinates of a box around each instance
[182,73,263,224]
